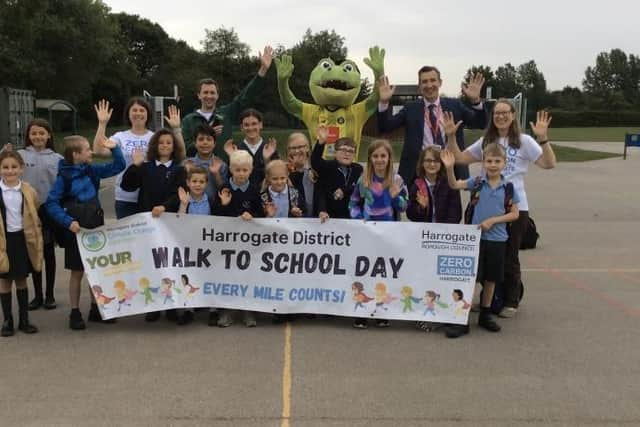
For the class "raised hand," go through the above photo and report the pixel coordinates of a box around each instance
[263,137,277,160]
[274,54,294,80]
[442,111,462,137]
[100,136,117,150]
[131,149,145,166]
[223,139,238,157]
[178,187,190,206]
[94,99,113,124]
[182,159,194,174]
[212,125,223,136]
[461,73,485,104]
[240,211,253,221]
[363,46,385,77]
[291,207,303,217]
[416,190,429,209]
[378,76,395,103]
[316,125,329,144]
[259,45,274,73]
[333,188,344,200]
[209,157,223,175]
[530,110,552,141]
[2,143,13,152]
[390,176,404,199]
[164,105,181,129]
[218,188,232,206]
[440,149,456,169]
[319,211,329,223]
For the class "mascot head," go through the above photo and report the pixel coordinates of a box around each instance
[309,58,361,107]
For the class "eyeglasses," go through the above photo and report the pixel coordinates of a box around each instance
[336,147,356,154]
[288,145,308,152]
[493,111,513,117]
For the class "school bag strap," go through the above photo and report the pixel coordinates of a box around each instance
[463,176,483,224]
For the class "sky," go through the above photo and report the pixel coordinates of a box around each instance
[104,0,637,97]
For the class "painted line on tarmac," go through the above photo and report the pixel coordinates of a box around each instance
[609,270,640,285]
[526,255,640,319]
[281,322,292,427]
[523,268,640,273]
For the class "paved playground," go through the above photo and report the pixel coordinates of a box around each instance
[1,142,639,427]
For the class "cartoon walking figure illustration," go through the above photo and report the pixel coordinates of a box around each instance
[351,281,373,311]
[92,285,115,310]
[400,286,421,313]
[161,278,176,304]
[139,277,159,305]
[181,274,200,306]
[451,289,471,318]
[423,290,449,316]
[113,280,137,312]
[373,282,396,314]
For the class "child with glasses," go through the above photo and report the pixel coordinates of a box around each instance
[311,126,363,222]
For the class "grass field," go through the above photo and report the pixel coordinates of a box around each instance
[62,126,629,163]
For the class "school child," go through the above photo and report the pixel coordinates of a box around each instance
[441,145,520,337]
[406,146,462,332]
[44,136,125,330]
[17,119,64,310]
[286,133,316,217]
[215,150,264,328]
[121,128,187,216]
[225,109,278,185]
[261,159,305,323]
[349,139,407,329]
[311,127,363,222]
[185,124,228,200]
[0,151,43,336]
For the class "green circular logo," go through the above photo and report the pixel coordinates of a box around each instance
[81,231,107,252]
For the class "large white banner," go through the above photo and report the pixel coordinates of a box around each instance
[78,213,480,324]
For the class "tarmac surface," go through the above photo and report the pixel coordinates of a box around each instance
[1,141,639,426]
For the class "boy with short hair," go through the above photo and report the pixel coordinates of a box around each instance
[311,126,363,222]
[186,124,228,200]
[441,144,519,337]
[214,150,264,327]
[45,135,125,330]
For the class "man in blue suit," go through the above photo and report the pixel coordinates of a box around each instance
[377,66,487,182]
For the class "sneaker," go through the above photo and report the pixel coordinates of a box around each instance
[444,324,469,338]
[69,311,86,330]
[478,313,501,332]
[352,318,368,329]
[1,318,15,337]
[177,310,194,326]
[217,310,234,328]
[416,321,437,332]
[498,306,517,318]
[145,312,161,322]
[207,311,218,327]
[28,297,43,311]
[375,319,390,328]
[243,311,257,328]
[43,297,57,310]
[18,321,38,334]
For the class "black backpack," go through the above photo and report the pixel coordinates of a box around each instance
[520,216,539,250]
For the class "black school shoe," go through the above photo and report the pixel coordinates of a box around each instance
[445,324,470,338]
[18,320,38,334]
[478,312,501,332]
[1,318,15,337]
[88,305,116,324]
[145,311,161,322]
[28,297,43,311]
[69,310,86,330]
[177,310,194,326]
[352,318,368,329]
[375,319,390,328]
[43,297,57,310]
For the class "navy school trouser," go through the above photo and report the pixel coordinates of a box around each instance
[503,210,529,308]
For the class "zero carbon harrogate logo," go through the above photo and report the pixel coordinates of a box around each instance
[81,231,107,252]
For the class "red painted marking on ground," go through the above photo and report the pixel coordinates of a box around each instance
[609,270,640,285]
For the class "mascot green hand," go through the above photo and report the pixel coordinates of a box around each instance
[275,46,385,158]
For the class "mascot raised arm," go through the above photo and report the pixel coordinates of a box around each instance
[274,46,385,158]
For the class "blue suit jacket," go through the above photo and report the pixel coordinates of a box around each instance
[377,97,487,183]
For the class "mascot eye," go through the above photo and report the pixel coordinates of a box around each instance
[343,63,354,72]
[321,61,332,70]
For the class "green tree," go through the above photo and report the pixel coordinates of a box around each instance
[583,49,640,108]
[493,63,521,98]
[517,60,548,111]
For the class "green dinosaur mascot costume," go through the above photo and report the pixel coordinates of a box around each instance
[274,47,385,158]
